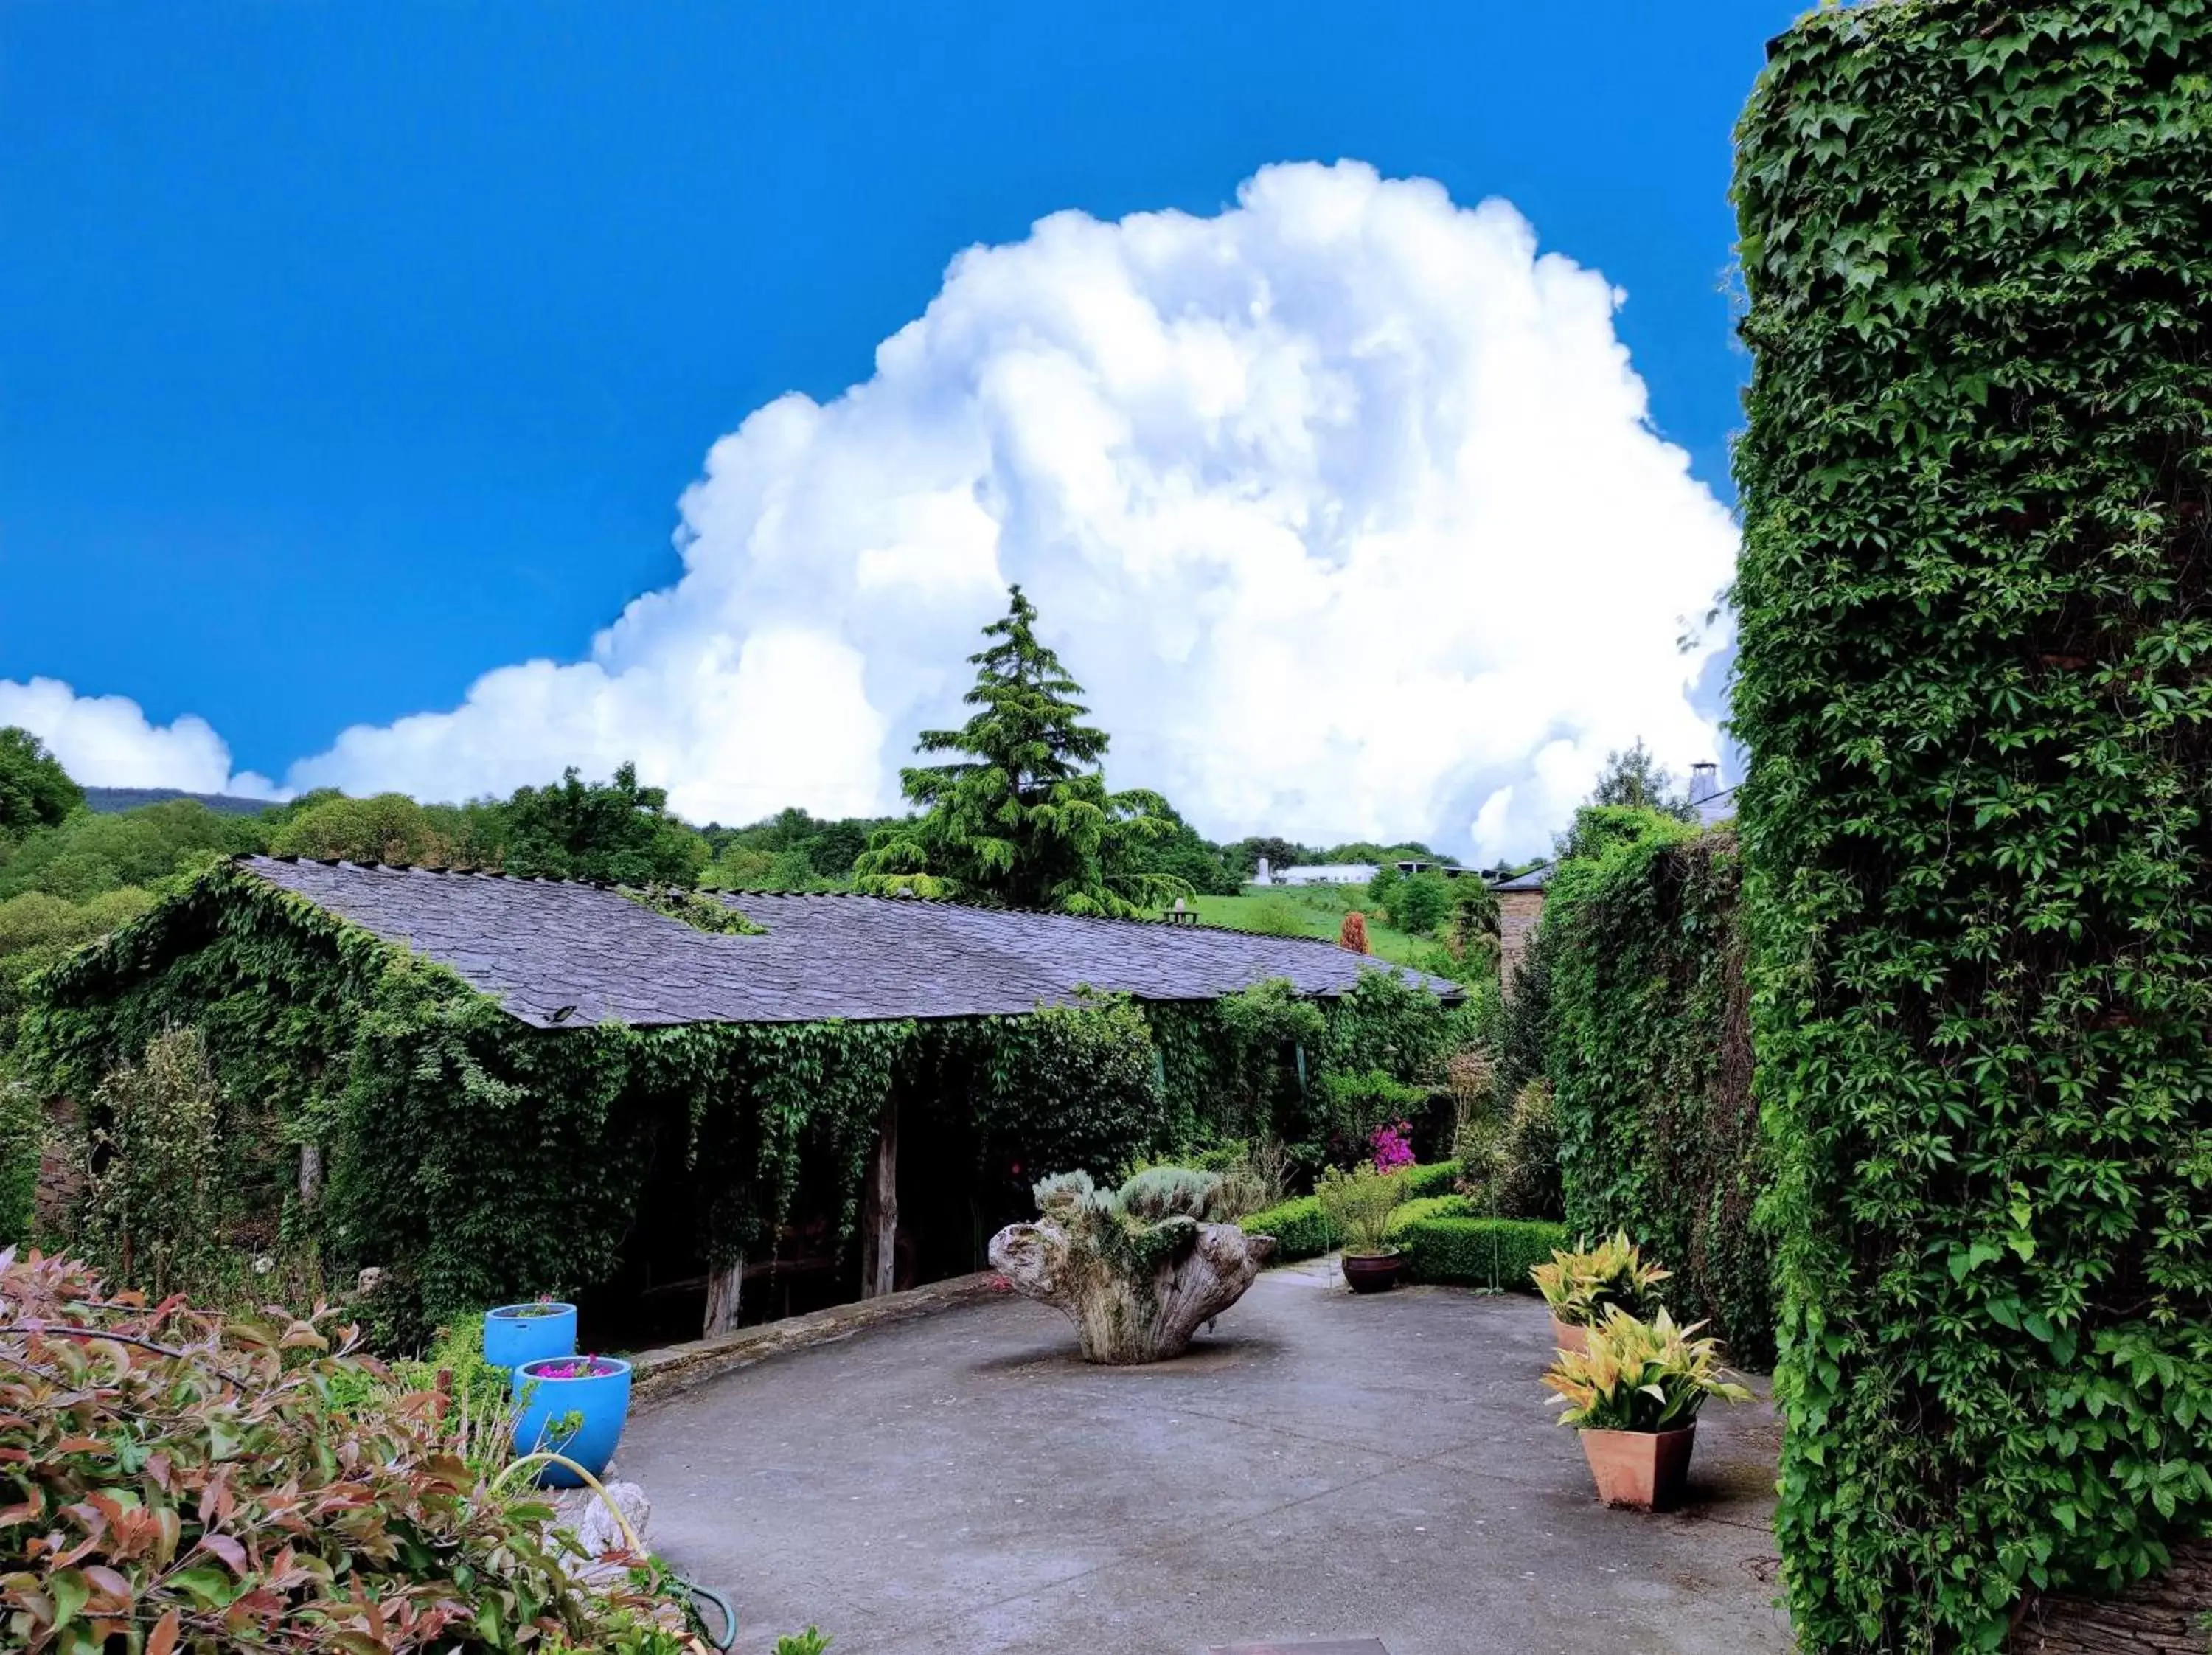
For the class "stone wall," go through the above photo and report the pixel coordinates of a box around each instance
[1498,889,1545,993]
[35,1094,80,1237]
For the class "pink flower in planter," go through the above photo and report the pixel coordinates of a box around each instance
[532,1355,619,1379]
[1371,1121,1415,1173]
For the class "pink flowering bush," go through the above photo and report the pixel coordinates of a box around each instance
[1371,1121,1415,1173]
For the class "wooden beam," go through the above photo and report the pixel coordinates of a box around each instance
[703,1252,743,1337]
[298,1143,324,1209]
[859,1094,899,1300]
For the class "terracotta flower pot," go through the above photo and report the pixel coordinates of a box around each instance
[1341,1251,1405,1293]
[1549,1314,1588,1356]
[1579,1425,1696,1511]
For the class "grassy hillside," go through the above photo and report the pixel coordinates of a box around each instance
[1192,884,1425,964]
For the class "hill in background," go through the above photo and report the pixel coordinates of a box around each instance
[82,787,277,818]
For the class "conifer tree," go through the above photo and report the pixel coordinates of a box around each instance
[855,586,1189,916]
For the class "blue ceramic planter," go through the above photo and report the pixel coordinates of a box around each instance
[512,1356,632,1486]
[482,1302,577,1372]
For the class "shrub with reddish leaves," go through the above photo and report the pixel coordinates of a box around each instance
[0,1248,691,1654]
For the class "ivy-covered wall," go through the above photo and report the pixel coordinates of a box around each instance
[1544,814,1769,1367]
[21,862,1461,1344]
[1733,3,2212,1646]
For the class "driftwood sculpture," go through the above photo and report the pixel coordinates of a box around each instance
[989,1167,1276,1364]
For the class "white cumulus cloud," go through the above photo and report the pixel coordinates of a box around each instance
[290,160,1737,859]
[0,678,278,798]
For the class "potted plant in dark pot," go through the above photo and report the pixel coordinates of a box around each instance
[1316,1161,1408,1292]
[1542,1306,1750,1510]
[1528,1232,1670,1356]
[483,1297,577,1372]
[512,1353,633,1486]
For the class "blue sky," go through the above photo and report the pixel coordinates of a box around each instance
[2,1,1801,851]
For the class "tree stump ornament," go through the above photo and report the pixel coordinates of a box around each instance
[989,1168,1276,1364]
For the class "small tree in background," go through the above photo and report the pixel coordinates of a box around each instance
[1586,738,1694,816]
[83,1026,223,1298]
[269,792,456,867]
[1388,871,1451,937]
[1553,740,1697,863]
[501,761,708,885]
[0,726,83,841]
[1338,910,1371,954]
[1446,878,1500,968]
[1224,835,1311,881]
[856,586,1189,916]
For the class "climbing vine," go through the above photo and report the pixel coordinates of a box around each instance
[619,882,765,934]
[1734,3,2212,1645]
[21,861,1468,1345]
[1542,813,1769,1365]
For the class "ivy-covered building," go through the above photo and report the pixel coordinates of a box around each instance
[27,855,1460,1344]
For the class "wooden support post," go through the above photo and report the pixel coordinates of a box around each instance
[703,1253,743,1338]
[859,1095,899,1300]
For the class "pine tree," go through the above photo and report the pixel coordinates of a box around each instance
[855,586,1189,916]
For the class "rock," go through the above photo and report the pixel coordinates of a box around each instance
[355,1266,385,1298]
[550,1478,653,1561]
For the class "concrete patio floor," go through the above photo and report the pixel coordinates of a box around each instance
[618,1257,1791,1655]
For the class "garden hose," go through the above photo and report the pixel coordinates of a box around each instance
[678,1578,739,1651]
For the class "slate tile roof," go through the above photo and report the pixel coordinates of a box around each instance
[239,856,1459,1030]
[1489,863,1554,892]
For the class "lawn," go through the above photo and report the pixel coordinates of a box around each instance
[1192,884,1427,965]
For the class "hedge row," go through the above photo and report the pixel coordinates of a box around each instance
[1239,1160,1464,1260]
[1399,1216,1568,1294]
[1236,1162,1565,1295]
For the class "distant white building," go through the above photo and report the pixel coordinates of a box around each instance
[1273,864,1379,887]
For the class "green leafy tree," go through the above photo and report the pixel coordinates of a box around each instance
[500,763,709,886]
[1329,840,1436,866]
[1222,835,1310,881]
[700,808,886,889]
[1562,742,1695,850]
[855,586,1188,915]
[1388,871,1451,937]
[84,1026,224,1297]
[0,728,81,840]
[0,799,265,903]
[1128,805,1241,897]
[268,792,456,867]
[1445,877,1500,962]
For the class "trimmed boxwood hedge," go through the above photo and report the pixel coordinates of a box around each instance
[1239,1193,1335,1260]
[1734,2,2212,1646]
[1239,1160,1463,1260]
[1398,1216,1568,1294]
[1237,1162,1562,1294]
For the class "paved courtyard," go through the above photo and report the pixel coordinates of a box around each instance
[619,1258,1791,1655]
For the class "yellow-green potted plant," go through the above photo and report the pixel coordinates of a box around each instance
[1528,1231,1670,1355]
[1541,1305,1751,1510]
[1315,1162,1408,1292]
